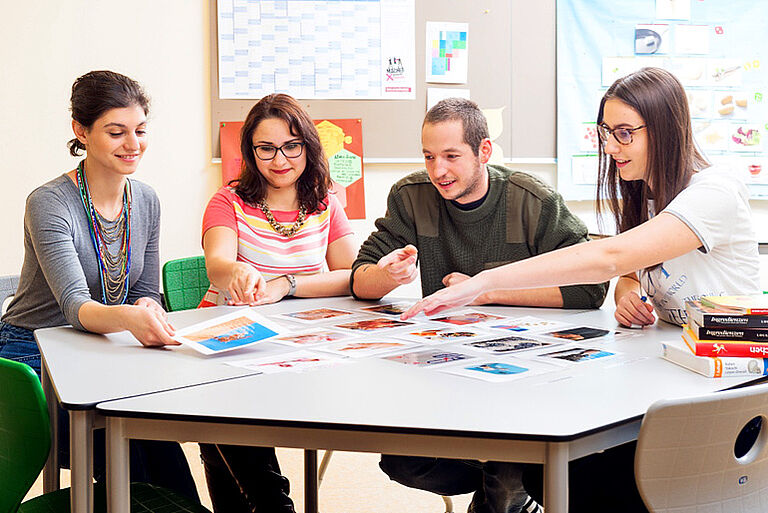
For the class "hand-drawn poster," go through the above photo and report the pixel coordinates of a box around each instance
[314,118,366,219]
[557,1,768,200]
[220,121,244,185]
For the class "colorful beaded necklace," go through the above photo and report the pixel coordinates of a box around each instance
[257,200,306,238]
[75,161,132,304]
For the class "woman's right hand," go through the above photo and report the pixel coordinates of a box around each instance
[224,262,267,305]
[123,303,179,347]
[614,291,655,327]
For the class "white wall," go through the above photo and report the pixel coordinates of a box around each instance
[2,2,767,292]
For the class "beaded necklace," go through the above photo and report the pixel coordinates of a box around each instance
[257,200,306,238]
[75,161,132,304]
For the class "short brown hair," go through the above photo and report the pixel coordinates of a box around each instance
[234,94,331,214]
[423,98,489,155]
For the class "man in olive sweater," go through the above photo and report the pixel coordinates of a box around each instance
[351,98,607,513]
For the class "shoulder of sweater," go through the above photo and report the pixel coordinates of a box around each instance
[392,169,433,191]
[488,164,556,202]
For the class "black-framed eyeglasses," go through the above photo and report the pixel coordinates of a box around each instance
[252,142,305,160]
[597,124,646,146]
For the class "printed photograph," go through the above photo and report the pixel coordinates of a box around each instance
[489,316,573,333]
[383,349,474,367]
[174,310,286,355]
[463,335,555,354]
[358,302,413,316]
[273,307,356,323]
[538,346,616,363]
[431,311,505,326]
[441,359,561,382]
[317,339,417,358]
[334,317,415,333]
[272,329,351,347]
[395,326,492,344]
[541,326,611,341]
[228,350,344,374]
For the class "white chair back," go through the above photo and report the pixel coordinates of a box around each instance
[635,383,768,512]
[0,275,19,315]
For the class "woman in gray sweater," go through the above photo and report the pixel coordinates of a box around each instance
[0,70,198,500]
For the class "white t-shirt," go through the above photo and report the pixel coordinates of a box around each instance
[639,168,760,325]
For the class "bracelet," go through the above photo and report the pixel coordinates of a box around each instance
[283,274,297,296]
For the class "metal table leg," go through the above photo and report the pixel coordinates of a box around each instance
[69,410,94,513]
[41,358,60,493]
[544,442,569,513]
[107,417,131,513]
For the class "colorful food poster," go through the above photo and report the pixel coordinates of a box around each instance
[314,118,365,219]
[173,309,287,355]
[440,359,561,383]
[558,1,768,199]
[227,350,345,374]
[220,121,244,185]
[315,339,418,358]
[425,21,469,84]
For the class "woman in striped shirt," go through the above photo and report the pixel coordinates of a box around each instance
[198,94,357,512]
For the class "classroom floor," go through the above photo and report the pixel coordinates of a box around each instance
[26,444,473,512]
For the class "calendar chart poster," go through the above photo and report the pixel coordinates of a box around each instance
[217,0,415,100]
[557,1,768,200]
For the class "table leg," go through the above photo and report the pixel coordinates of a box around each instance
[544,442,569,513]
[304,449,318,513]
[107,417,131,513]
[41,358,60,493]
[69,410,94,513]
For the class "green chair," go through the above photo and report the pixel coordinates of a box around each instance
[162,256,209,312]
[0,357,211,513]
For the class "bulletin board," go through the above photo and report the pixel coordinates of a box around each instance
[209,0,559,160]
[557,0,768,200]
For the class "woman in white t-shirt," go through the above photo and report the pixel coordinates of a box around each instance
[403,67,760,327]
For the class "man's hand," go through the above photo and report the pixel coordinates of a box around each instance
[377,244,419,285]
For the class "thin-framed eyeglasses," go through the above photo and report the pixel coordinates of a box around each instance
[252,141,305,160]
[597,124,646,146]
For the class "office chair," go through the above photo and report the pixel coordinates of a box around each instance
[635,382,768,512]
[0,274,19,315]
[0,357,211,513]
[162,256,210,311]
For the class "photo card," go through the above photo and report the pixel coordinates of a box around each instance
[357,301,413,317]
[440,358,561,383]
[173,309,288,355]
[333,316,417,334]
[429,310,506,326]
[271,328,352,347]
[383,349,476,367]
[271,307,357,324]
[488,316,574,334]
[394,326,493,344]
[227,349,345,374]
[315,338,419,358]
[536,346,617,364]
[539,326,612,342]
[462,335,558,355]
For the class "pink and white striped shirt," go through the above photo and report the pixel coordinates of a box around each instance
[199,187,353,306]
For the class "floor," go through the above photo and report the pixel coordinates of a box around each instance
[26,444,473,512]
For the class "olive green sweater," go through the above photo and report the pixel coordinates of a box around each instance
[353,165,607,308]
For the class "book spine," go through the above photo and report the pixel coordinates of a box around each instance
[694,326,768,341]
[690,340,768,357]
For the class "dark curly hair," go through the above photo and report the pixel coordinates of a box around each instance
[67,70,149,156]
[233,94,331,214]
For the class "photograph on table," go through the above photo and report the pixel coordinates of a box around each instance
[462,335,558,355]
[383,349,476,367]
[271,307,358,324]
[536,346,617,364]
[394,326,494,344]
[173,309,288,355]
[271,328,353,347]
[315,338,419,358]
[488,316,574,334]
[226,349,346,374]
[539,326,613,341]
[357,301,414,316]
[440,358,562,383]
[333,316,417,333]
[429,310,506,326]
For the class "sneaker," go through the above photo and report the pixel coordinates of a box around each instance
[522,496,543,513]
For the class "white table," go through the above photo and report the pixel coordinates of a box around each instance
[36,306,267,513]
[88,298,763,513]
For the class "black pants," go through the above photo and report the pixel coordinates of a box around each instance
[199,443,295,513]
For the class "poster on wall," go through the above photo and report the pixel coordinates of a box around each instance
[219,118,366,219]
[557,0,768,201]
[425,21,469,84]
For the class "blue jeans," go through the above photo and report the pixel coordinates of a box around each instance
[0,321,200,502]
[380,455,530,513]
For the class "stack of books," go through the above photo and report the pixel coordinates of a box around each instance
[661,295,768,378]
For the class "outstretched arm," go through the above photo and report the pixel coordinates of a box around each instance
[442,272,564,308]
[402,212,701,318]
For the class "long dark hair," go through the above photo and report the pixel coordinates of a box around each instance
[596,67,708,234]
[234,94,331,214]
[67,71,150,156]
